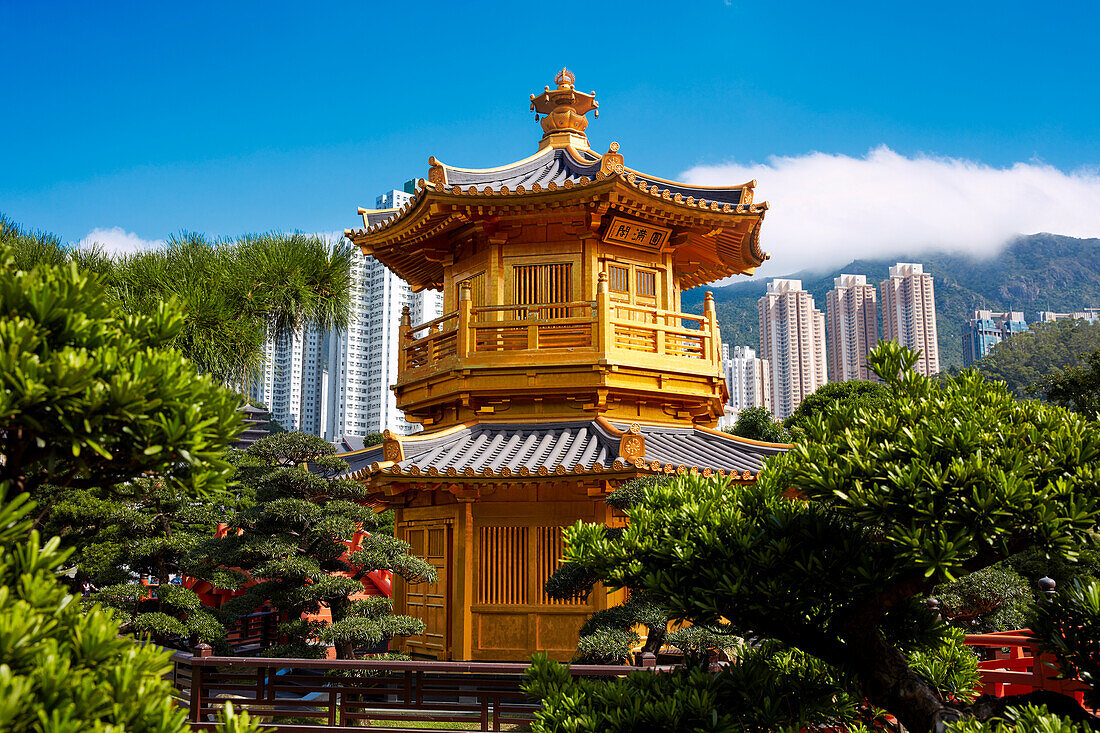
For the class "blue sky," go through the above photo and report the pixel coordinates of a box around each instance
[2,0,1099,271]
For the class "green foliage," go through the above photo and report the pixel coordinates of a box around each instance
[0,485,265,732]
[935,565,1033,633]
[782,379,890,435]
[948,705,1094,733]
[724,406,789,443]
[1037,349,1100,419]
[0,232,250,650]
[665,625,742,667]
[524,643,868,733]
[539,341,1100,732]
[107,231,354,383]
[977,320,1100,398]
[906,627,981,703]
[0,244,240,501]
[548,475,739,666]
[196,432,433,659]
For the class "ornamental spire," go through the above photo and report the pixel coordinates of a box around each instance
[530,68,599,151]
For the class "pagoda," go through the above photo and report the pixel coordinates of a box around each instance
[339,69,786,661]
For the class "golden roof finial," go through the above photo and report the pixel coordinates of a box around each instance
[530,69,598,151]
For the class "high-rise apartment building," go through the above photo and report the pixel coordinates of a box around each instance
[825,274,879,382]
[758,279,826,420]
[962,310,1027,367]
[721,344,772,414]
[250,325,325,434]
[880,263,939,376]
[322,187,445,441]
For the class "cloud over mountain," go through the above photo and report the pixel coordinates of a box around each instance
[681,146,1100,277]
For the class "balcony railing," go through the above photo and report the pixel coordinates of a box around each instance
[398,279,722,378]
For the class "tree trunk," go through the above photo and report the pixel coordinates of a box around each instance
[855,629,958,733]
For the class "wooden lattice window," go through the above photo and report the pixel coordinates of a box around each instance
[636,269,656,299]
[477,526,529,605]
[607,264,629,294]
[536,526,586,605]
[513,263,572,319]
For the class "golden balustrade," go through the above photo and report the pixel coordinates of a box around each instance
[398,281,723,378]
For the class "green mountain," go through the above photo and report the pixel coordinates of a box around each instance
[683,233,1100,370]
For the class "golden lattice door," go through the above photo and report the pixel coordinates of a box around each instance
[400,524,450,658]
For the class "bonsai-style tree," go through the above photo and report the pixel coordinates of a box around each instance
[47,475,234,650]
[530,342,1100,733]
[196,432,436,659]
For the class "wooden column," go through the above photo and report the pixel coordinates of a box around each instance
[704,290,720,366]
[596,272,612,354]
[452,499,475,660]
[399,305,412,372]
[457,283,472,358]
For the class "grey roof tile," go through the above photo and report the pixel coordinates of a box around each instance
[329,420,786,481]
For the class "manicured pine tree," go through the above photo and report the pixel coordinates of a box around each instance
[194,432,436,660]
[47,476,233,650]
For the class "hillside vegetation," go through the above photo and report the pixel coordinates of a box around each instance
[684,233,1100,369]
[973,318,1100,397]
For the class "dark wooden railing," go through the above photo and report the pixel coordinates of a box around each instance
[166,631,1090,730]
[171,645,668,732]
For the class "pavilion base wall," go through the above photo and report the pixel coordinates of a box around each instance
[390,480,625,661]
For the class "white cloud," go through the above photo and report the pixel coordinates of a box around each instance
[680,146,1100,278]
[77,226,164,256]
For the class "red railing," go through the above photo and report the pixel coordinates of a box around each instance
[964,630,1088,702]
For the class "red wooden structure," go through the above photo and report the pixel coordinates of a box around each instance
[963,629,1089,702]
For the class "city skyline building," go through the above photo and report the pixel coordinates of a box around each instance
[322,187,444,441]
[825,273,879,382]
[962,310,1027,367]
[758,279,827,420]
[249,324,325,434]
[881,263,940,376]
[1037,308,1100,324]
[721,344,772,415]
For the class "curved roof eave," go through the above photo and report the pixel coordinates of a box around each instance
[346,174,769,243]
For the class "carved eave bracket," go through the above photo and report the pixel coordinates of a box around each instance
[599,141,625,177]
[381,430,405,463]
[618,423,646,462]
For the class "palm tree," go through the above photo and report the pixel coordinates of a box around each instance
[2,214,354,385]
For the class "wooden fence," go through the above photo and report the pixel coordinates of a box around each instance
[170,646,667,732]
[168,632,1089,731]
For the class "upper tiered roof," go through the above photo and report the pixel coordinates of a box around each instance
[346,69,768,291]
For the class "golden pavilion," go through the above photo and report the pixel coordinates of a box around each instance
[338,69,785,661]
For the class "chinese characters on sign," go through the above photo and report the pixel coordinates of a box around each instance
[602,216,671,249]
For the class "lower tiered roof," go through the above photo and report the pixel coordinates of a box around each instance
[333,418,787,485]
